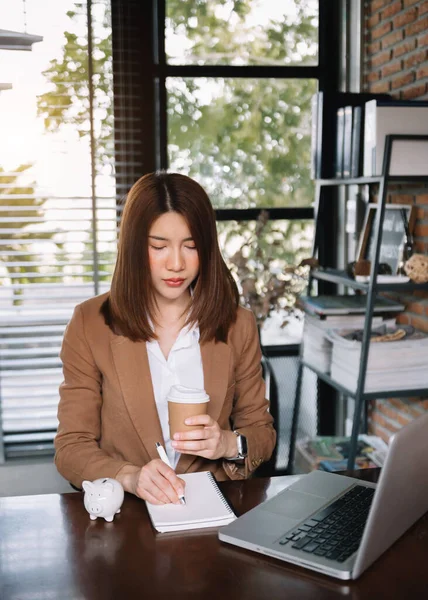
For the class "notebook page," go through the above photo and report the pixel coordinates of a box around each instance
[146,471,236,532]
[152,516,236,533]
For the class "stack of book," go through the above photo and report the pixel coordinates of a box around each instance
[329,325,428,393]
[302,314,386,373]
[310,91,391,179]
[311,93,428,180]
[299,295,403,373]
[295,435,388,474]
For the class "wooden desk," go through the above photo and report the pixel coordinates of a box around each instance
[0,471,427,599]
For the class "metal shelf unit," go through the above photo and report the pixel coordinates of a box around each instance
[289,134,428,472]
[312,268,428,292]
[300,361,428,401]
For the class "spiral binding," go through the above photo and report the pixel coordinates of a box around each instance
[207,472,235,515]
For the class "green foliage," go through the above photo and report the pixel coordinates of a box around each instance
[37,5,113,171]
[167,77,316,208]
[166,0,317,208]
[166,0,316,66]
[0,165,55,303]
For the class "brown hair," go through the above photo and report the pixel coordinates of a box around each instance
[101,171,239,342]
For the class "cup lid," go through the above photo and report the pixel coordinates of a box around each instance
[167,384,209,403]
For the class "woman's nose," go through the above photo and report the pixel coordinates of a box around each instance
[166,248,184,271]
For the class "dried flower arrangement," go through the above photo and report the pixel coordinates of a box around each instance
[227,210,313,328]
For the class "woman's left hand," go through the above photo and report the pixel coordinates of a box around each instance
[171,415,238,460]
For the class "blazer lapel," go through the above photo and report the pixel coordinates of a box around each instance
[176,338,231,474]
[110,333,163,462]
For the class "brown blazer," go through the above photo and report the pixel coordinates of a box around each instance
[55,293,276,488]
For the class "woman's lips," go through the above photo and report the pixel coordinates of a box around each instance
[163,278,185,287]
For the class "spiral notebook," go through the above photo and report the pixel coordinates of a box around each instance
[145,471,236,533]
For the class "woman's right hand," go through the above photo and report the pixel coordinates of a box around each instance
[116,459,185,505]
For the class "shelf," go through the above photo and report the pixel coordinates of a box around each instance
[312,268,428,292]
[290,135,428,472]
[312,269,368,290]
[301,361,428,400]
[317,175,428,186]
[317,177,382,186]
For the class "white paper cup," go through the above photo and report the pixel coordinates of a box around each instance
[167,385,210,439]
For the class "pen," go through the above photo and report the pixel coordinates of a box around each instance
[155,442,186,505]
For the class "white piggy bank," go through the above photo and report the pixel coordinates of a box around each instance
[82,478,124,522]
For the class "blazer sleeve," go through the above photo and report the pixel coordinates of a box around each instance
[222,310,276,480]
[54,305,134,488]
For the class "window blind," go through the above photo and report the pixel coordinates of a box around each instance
[0,0,117,460]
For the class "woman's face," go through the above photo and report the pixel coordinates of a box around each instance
[148,211,200,305]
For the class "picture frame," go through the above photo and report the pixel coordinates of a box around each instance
[357,203,416,275]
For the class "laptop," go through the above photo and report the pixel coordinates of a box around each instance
[219,411,428,580]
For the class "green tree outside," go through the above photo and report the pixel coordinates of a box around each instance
[165,0,317,208]
[37,6,113,176]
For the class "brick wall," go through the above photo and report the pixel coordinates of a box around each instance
[363,0,428,442]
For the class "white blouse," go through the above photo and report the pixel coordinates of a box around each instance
[146,323,204,468]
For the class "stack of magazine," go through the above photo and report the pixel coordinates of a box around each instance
[329,324,428,393]
[303,314,387,372]
[300,295,403,374]
[295,435,388,473]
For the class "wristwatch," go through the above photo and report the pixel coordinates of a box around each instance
[233,430,248,460]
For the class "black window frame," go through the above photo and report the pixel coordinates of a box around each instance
[111,0,341,225]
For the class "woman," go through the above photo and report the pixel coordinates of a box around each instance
[55,172,276,505]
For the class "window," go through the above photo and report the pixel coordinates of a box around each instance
[0,0,115,459]
[165,1,318,67]
[163,1,318,209]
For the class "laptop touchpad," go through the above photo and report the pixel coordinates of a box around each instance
[260,489,328,520]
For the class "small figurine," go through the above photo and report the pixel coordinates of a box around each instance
[404,253,428,284]
[82,478,125,522]
[346,259,392,280]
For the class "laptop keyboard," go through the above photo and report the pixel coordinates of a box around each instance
[278,484,375,563]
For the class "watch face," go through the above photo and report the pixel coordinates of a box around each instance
[238,434,248,456]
